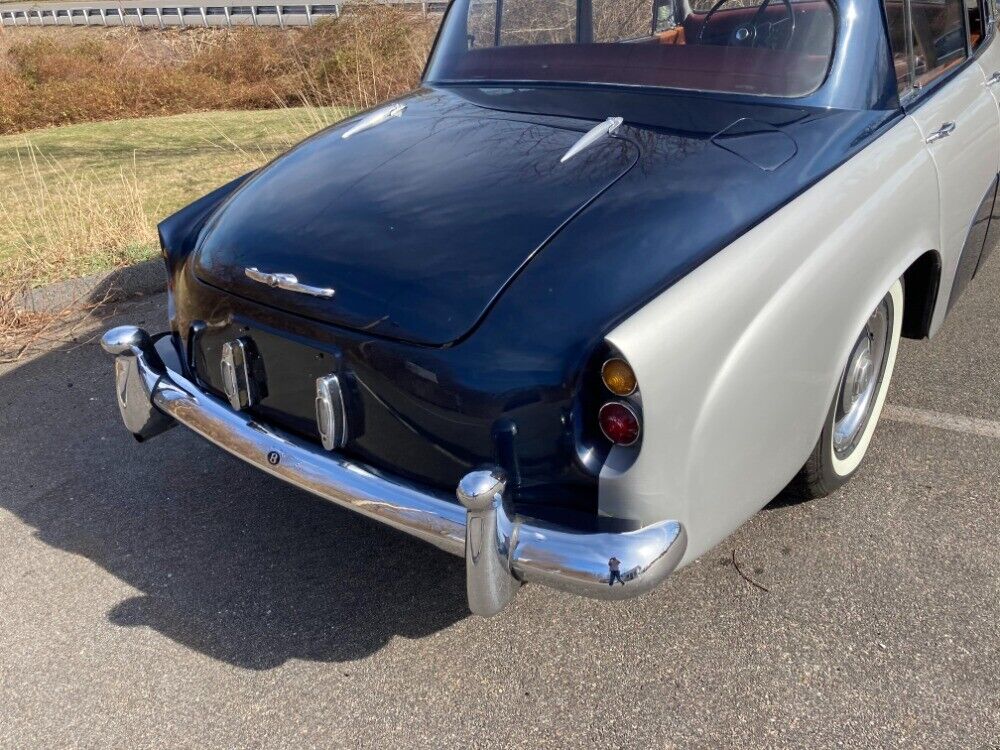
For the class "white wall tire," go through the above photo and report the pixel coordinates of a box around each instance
[792,279,903,498]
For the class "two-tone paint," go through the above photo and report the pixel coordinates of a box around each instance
[131,0,998,599]
[162,92,896,515]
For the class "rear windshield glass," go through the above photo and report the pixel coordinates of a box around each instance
[426,0,837,98]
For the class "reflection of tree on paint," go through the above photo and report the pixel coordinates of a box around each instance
[608,557,625,586]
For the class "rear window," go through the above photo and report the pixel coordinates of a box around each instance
[427,0,837,98]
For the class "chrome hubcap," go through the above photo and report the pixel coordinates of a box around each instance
[832,295,893,458]
[844,338,873,408]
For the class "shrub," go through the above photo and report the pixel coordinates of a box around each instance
[0,9,437,135]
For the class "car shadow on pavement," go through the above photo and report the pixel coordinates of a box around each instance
[0,309,469,669]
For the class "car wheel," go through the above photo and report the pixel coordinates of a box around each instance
[792,278,903,499]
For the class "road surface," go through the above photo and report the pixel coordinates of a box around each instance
[1,259,998,748]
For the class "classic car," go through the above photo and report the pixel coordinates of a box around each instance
[103,0,1000,615]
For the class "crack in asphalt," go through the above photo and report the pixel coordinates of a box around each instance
[883,404,1000,441]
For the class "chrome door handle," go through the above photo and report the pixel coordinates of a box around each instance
[986,71,1000,86]
[925,122,956,143]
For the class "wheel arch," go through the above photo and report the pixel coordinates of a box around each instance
[900,249,942,340]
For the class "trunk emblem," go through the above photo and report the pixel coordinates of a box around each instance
[245,267,336,299]
[315,374,349,451]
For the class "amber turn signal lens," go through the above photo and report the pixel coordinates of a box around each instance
[601,358,637,396]
[598,402,641,446]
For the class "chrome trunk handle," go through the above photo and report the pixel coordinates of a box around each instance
[925,122,956,144]
[245,267,335,299]
[986,71,1000,86]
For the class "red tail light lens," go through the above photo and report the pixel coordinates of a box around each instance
[598,402,641,446]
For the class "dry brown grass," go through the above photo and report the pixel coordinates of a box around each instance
[0,9,431,344]
[2,145,157,287]
[0,293,106,364]
[0,9,430,350]
[0,137,157,356]
[0,8,437,135]
[0,105,347,353]
[0,106,346,284]
[0,144,163,360]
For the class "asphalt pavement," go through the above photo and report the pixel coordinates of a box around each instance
[1,258,998,748]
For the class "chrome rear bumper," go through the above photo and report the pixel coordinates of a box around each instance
[101,325,687,616]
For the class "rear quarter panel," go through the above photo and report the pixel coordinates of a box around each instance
[601,116,940,563]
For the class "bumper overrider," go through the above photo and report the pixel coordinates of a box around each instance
[101,325,687,615]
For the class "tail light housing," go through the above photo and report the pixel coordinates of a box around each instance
[573,346,643,475]
[597,354,642,448]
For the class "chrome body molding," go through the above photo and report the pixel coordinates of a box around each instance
[560,116,624,163]
[244,267,336,299]
[100,326,687,616]
[340,103,406,140]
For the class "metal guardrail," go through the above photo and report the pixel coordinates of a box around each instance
[0,0,446,27]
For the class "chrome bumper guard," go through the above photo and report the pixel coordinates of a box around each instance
[101,326,687,616]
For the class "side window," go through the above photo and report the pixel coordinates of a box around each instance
[885,0,911,94]
[469,0,654,46]
[468,0,578,47]
[592,0,652,42]
[911,0,967,85]
[885,0,970,100]
[966,0,986,49]
[468,0,498,47]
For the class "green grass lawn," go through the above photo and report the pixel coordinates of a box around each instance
[0,106,349,289]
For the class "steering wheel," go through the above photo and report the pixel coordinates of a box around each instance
[697,0,796,50]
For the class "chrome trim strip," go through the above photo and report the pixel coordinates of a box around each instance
[560,116,624,164]
[244,267,335,299]
[156,366,468,556]
[101,325,687,614]
[340,103,406,140]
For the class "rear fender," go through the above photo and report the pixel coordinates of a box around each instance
[601,116,939,563]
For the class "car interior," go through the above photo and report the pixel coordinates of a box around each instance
[445,0,837,96]
[885,0,989,95]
